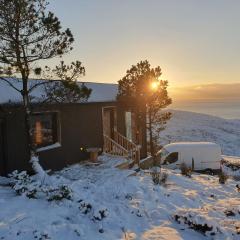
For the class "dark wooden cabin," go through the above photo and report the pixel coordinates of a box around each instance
[0,81,147,175]
[0,82,147,175]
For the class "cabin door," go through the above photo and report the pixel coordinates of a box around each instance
[103,107,116,139]
[0,119,5,175]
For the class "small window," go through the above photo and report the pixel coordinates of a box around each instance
[165,152,178,164]
[30,112,59,148]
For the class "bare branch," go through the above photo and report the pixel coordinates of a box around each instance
[28,79,51,93]
[0,77,21,93]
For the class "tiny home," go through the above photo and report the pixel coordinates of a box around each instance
[0,81,147,175]
[158,142,222,170]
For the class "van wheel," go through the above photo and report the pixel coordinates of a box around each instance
[205,168,214,175]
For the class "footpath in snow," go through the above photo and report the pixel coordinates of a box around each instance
[0,155,239,240]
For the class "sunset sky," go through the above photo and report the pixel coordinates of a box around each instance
[49,0,240,100]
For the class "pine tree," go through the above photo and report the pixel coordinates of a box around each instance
[117,60,172,156]
[43,61,92,103]
[0,0,89,177]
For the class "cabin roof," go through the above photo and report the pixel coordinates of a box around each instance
[0,78,118,104]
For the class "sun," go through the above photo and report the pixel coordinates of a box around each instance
[150,81,159,90]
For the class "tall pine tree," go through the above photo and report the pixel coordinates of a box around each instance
[118,60,172,156]
[0,0,90,177]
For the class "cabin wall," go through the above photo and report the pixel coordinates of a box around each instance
[0,114,8,175]
[1,101,147,175]
[38,103,118,171]
[1,110,31,174]
[1,102,116,175]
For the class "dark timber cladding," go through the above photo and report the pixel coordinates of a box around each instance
[0,118,6,175]
[38,102,117,171]
[0,101,147,175]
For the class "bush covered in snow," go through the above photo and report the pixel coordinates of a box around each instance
[151,171,168,185]
[174,210,220,236]
[222,159,240,181]
[222,159,240,171]
[9,171,42,199]
[79,200,108,221]
[33,230,51,240]
[79,201,92,214]
[174,207,240,238]
[78,200,108,233]
[47,185,73,202]
[9,171,73,201]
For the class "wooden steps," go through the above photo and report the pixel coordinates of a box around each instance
[103,131,140,167]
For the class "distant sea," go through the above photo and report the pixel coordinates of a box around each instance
[170,100,240,120]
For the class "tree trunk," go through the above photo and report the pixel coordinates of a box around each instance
[22,77,47,181]
[22,78,32,154]
[148,109,155,157]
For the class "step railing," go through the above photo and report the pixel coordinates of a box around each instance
[103,134,128,157]
[113,131,136,151]
[103,131,141,165]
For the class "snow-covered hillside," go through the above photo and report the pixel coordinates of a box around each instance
[160,110,240,156]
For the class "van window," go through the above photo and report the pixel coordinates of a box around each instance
[160,148,169,159]
[165,152,178,164]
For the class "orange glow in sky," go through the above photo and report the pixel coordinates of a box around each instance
[150,81,159,91]
[48,0,240,95]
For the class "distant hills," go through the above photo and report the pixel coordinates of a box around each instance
[160,110,240,156]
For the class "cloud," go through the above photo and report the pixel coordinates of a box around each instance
[169,83,240,102]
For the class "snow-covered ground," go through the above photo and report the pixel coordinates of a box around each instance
[160,110,240,156]
[0,155,239,240]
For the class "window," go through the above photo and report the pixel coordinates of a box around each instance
[165,152,178,164]
[30,112,59,148]
[160,148,169,159]
[125,111,132,141]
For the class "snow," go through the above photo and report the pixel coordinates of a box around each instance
[160,110,240,156]
[0,155,239,239]
[0,78,118,103]
[30,154,49,184]
[222,156,240,178]
[162,142,221,152]
[36,142,61,153]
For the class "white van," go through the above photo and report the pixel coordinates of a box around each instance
[158,142,222,171]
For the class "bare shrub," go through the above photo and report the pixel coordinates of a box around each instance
[218,171,228,184]
[174,214,216,236]
[180,163,192,177]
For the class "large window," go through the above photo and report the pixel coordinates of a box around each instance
[30,112,59,148]
[165,152,178,164]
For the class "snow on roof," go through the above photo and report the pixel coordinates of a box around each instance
[164,142,221,152]
[0,78,118,103]
[166,142,219,146]
[85,82,118,102]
